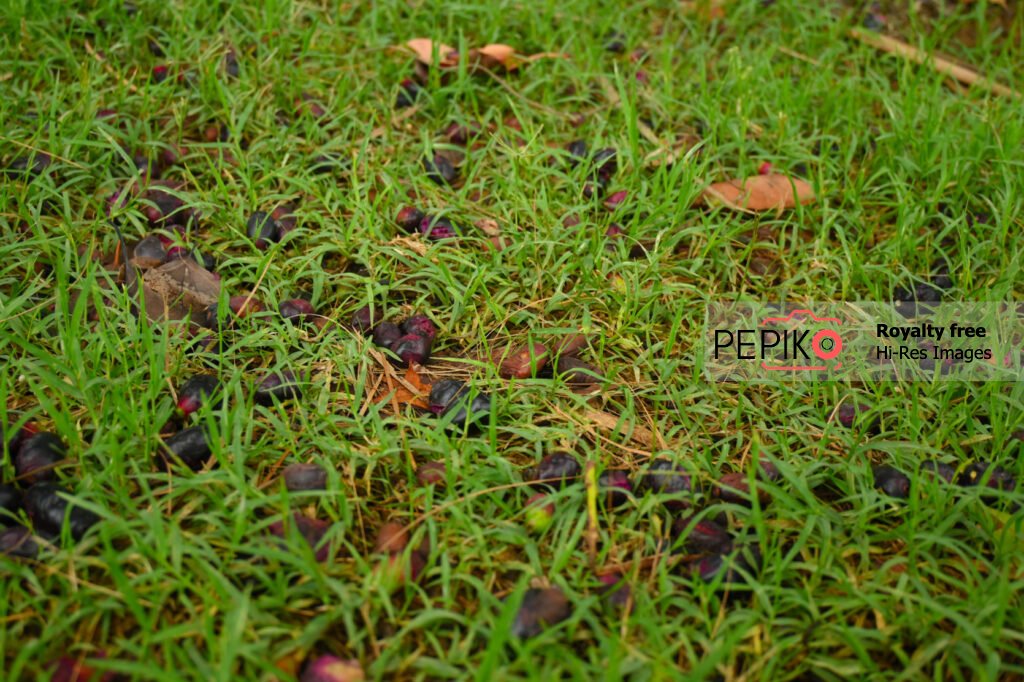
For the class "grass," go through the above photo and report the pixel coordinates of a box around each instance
[1,0,1023,679]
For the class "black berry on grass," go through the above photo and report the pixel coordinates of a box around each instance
[0,525,37,558]
[300,655,364,682]
[528,452,582,489]
[0,484,22,525]
[14,432,67,484]
[255,370,303,405]
[395,78,422,109]
[693,543,762,586]
[423,153,457,185]
[598,469,632,507]
[637,459,697,509]
[873,465,910,498]
[176,374,219,416]
[672,516,733,554]
[351,305,376,332]
[152,64,168,82]
[159,426,212,471]
[428,380,465,415]
[395,206,425,233]
[279,298,316,321]
[401,315,437,341]
[591,147,617,180]
[247,211,280,250]
[390,334,432,366]
[24,483,100,540]
[282,463,328,492]
[510,587,572,639]
[371,321,402,348]
[566,139,588,164]
[224,48,239,78]
[919,460,956,483]
[958,463,1016,492]
[5,152,52,179]
[604,31,627,53]
[427,380,491,430]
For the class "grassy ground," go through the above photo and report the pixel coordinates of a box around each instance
[2,0,1023,679]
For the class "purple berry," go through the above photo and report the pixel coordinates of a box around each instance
[416,461,446,486]
[0,525,37,558]
[423,154,457,185]
[300,655,364,682]
[371,321,403,348]
[247,211,280,250]
[873,465,910,498]
[693,544,761,586]
[672,516,733,554]
[279,298,316,321]
[176,374,219,416]
[255,370,303,405]
[509,587,572,639]
[837,402,870,428]
[24,483,100,540]
[637,459,697,508]
[268,513,333,562]
[401,314,437,341]
[5,152,52,178]
[395,206,425,233]
[351,305,377,332]
[597,572,632,612]
[529,452,582,489]
[395,78,422,109]
[282,463,328,492]
[603,190,628,211]
[14,432,67,484]
[419,215,458,240]
[159,426,212,471]
[390,334,432,366]
[958,463,1015,492]
[427,380,491,430]
[919,460,956,483]
[597,469,632,507]
[0,484,22,525]
[591,147,617,180]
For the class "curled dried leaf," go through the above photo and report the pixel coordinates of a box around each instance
[405,38,456,66]
[703,174,815,212]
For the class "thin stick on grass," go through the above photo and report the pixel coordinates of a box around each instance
[849,28,1021,99]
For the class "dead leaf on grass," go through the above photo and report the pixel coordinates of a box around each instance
[702,174,815,212]
[374,365,431,410]
[140,258,220,323]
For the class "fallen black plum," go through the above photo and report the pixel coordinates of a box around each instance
[24,483,100,540]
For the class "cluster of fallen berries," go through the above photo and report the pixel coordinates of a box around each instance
[874,460,1017,503]
[353,306,438,367]
[0,425,100,558]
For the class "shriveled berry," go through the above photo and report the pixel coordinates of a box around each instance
[672,516,733,554]
[919,460,956,483]
[176,374,219,416]
[14,433,67,484]
[637,459,697,508]
[390,334,432,366]
[247,211,280,249]
[371,321,403,348]
[279,298,316,321]
[300,655,365,682]
[255,370,303,405]
[282,463,328,492]
[423,154,457,185]
[159,426,212,471]
[351,305,376,332]
[0,525,37,558]
[401,315,437,341]
[24,483,100,540]
[395,206,425,233]
[529,452,581,489]
[374,521,408,554]
[510,587,572,639]
[416,461,446,486]
[525,493,555,532]
[873,465,910,498]
[598,469,632,507]
[268,512,333,562]
[0,484,22,525]
[419,215,458,240]
[958,462,1015,492]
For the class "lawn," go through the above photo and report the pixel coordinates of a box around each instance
[1,0,1023,680]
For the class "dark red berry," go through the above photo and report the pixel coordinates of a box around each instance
[282,463,328,492]
[597,572,632,612]
[637,459,697,509]
[555,356,603,386]
[390,334,432,366]
[374,521,409,554]
[255,370,303,405]
[0,484,22,525]
[605,224,624,238]
[268,512,333,562]
[758,458,781,482]
[371,321,403,348]
[228,295,264,318]
[603,190,628,210]
[401,315,437,341]
[0,525,37,558]
[419,215,458,240]
[672,516,733,554]
[510,587,572,639]
[300,655,364,682]
[693,544,762,586]
[247,211,280,250]
[14,433,67,485]
[176,374,219,416]
[919,460,956,483]
[873,465,910,498]
[716,472,765,506]
[441,121,481,145]
[416,461,446,486]
[423,154,457,185]
[24,483,100,540]
[529,452,582,489]
[351,305,377,332]
[159,426,212,471]
[152,65,168,82]
[279,298,316,321]
[395,206,426,233]
[598,469,632,507]
[837,402,870,428]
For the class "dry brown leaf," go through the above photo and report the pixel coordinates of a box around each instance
[473,218,501,237]
[405,38,456,65]
[584,410,655,447]
[702,174,815,212]
[140,258,220,323]
[375,366,430,410]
